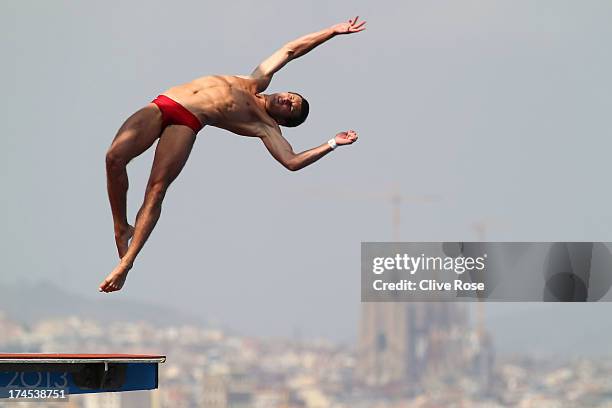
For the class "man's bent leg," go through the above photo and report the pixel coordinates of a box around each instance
[100,125,197,293]
[106,104,163,258]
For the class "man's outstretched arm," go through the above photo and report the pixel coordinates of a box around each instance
[250,16,366,92]
[260,125,358,171]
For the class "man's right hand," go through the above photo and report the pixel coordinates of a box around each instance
[335,130,359,146]
[331,16,367,35]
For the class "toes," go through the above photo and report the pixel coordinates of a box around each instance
[99,277,114,293]
[102,279,122,293]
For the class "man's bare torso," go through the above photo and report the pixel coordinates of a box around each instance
[161,75,274,137]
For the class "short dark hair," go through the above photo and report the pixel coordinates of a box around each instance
[282,92,309,127]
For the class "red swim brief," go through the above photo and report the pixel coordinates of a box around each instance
[151,95,203,133]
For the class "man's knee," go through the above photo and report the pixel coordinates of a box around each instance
[105,148,128,171]
[145,180,170,205]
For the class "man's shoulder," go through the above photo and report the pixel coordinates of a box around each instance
[233,73,271,93]
[258,122,283,138]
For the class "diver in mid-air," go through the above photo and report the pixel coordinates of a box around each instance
[100,17,366,292]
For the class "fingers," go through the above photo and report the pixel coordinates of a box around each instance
[337,130,358,144]
[353,21,367,31]
[348,16,366,32]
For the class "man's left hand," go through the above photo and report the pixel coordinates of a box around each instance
[335,130,359,145]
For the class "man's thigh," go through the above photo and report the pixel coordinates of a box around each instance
[147,125,197,186]
[109,104,164,160]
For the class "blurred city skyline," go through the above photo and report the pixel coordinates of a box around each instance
[2,309,612,407]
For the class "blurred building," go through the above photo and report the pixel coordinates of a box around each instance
[357,302,469,393]
[202,374,228,408]
[83,393,121,408]
[0,311,23,347]
[121,390,160,408]
[79,390,159,408]
[201,369,254,408]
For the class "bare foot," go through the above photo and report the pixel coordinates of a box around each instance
[99,261,133,293]
[114,224,135,259]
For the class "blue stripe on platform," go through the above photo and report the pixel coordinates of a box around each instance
[0,363,158,396]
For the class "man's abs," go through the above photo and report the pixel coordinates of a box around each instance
[160,75,261,130]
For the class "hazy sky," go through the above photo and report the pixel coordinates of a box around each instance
[2,1,612,344]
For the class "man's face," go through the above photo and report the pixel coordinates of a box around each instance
[267,92,303,123]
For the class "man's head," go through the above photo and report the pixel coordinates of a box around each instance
[265,92,309,127]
